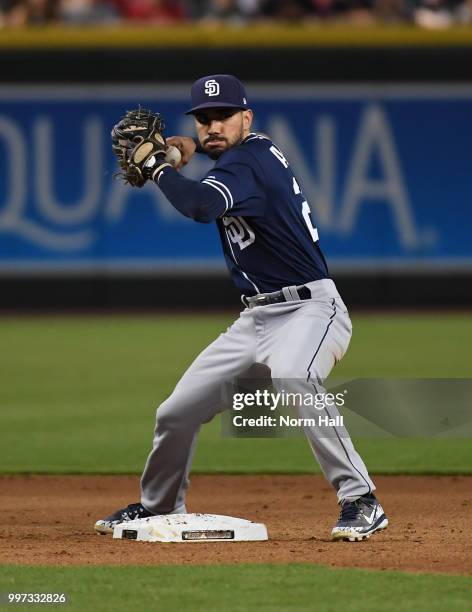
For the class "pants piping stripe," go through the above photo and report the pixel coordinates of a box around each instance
[306,299,372,499]
[321,399,372,498]
[305,299,336,382]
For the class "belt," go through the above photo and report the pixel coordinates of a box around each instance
[242,285,312,309]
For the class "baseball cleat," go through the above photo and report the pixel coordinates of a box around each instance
[331,493,388,542]
[94,502,154,535]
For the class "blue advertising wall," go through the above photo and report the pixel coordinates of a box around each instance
[0,84,471,275]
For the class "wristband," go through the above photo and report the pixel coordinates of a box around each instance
[151,162,173,182]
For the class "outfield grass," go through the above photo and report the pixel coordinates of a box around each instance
[1,564,471,612]
[1,315,470,611]
[1,314,471,474]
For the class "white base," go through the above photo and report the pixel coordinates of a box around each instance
[113,513,268,543]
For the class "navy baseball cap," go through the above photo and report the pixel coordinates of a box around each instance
[185,74,249,115]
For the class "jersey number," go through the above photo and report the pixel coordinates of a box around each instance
[270,147,319,244]
[293,177,319,243]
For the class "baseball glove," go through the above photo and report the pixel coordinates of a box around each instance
[111,108,168,188]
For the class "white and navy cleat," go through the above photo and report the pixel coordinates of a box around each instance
[94,502,154,535]
[331,493,388,542]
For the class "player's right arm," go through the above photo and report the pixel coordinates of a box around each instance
[166,136,197,169]
[154,166,227,223]
[153,154,266,223]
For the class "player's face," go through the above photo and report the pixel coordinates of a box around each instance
[194,108,253,159]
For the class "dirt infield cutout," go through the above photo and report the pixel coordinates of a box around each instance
[1,474,471,574]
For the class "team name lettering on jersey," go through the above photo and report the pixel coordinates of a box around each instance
[222,216,255,250]
[270,145,289,168]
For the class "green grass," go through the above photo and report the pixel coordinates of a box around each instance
[1,314,471,474]
[1,564,471,612]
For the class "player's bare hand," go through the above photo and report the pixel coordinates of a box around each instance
[166,136,197,169]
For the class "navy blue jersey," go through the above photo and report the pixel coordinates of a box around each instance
[201,133,329,295]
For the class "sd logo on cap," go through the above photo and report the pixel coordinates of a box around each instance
[186,74,249,115]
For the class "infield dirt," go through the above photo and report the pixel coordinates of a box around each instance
[1,475,471,574]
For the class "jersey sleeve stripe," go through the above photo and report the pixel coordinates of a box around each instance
[203,178,234,208]
[201,179,229,213]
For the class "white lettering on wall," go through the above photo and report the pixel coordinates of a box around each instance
[0,116,26,229]
[339,104,419,249]
[0,103,425,255]
[35,117,102,224]
[0,115,92,250]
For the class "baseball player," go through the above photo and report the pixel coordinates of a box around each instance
[95,75,388,542]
